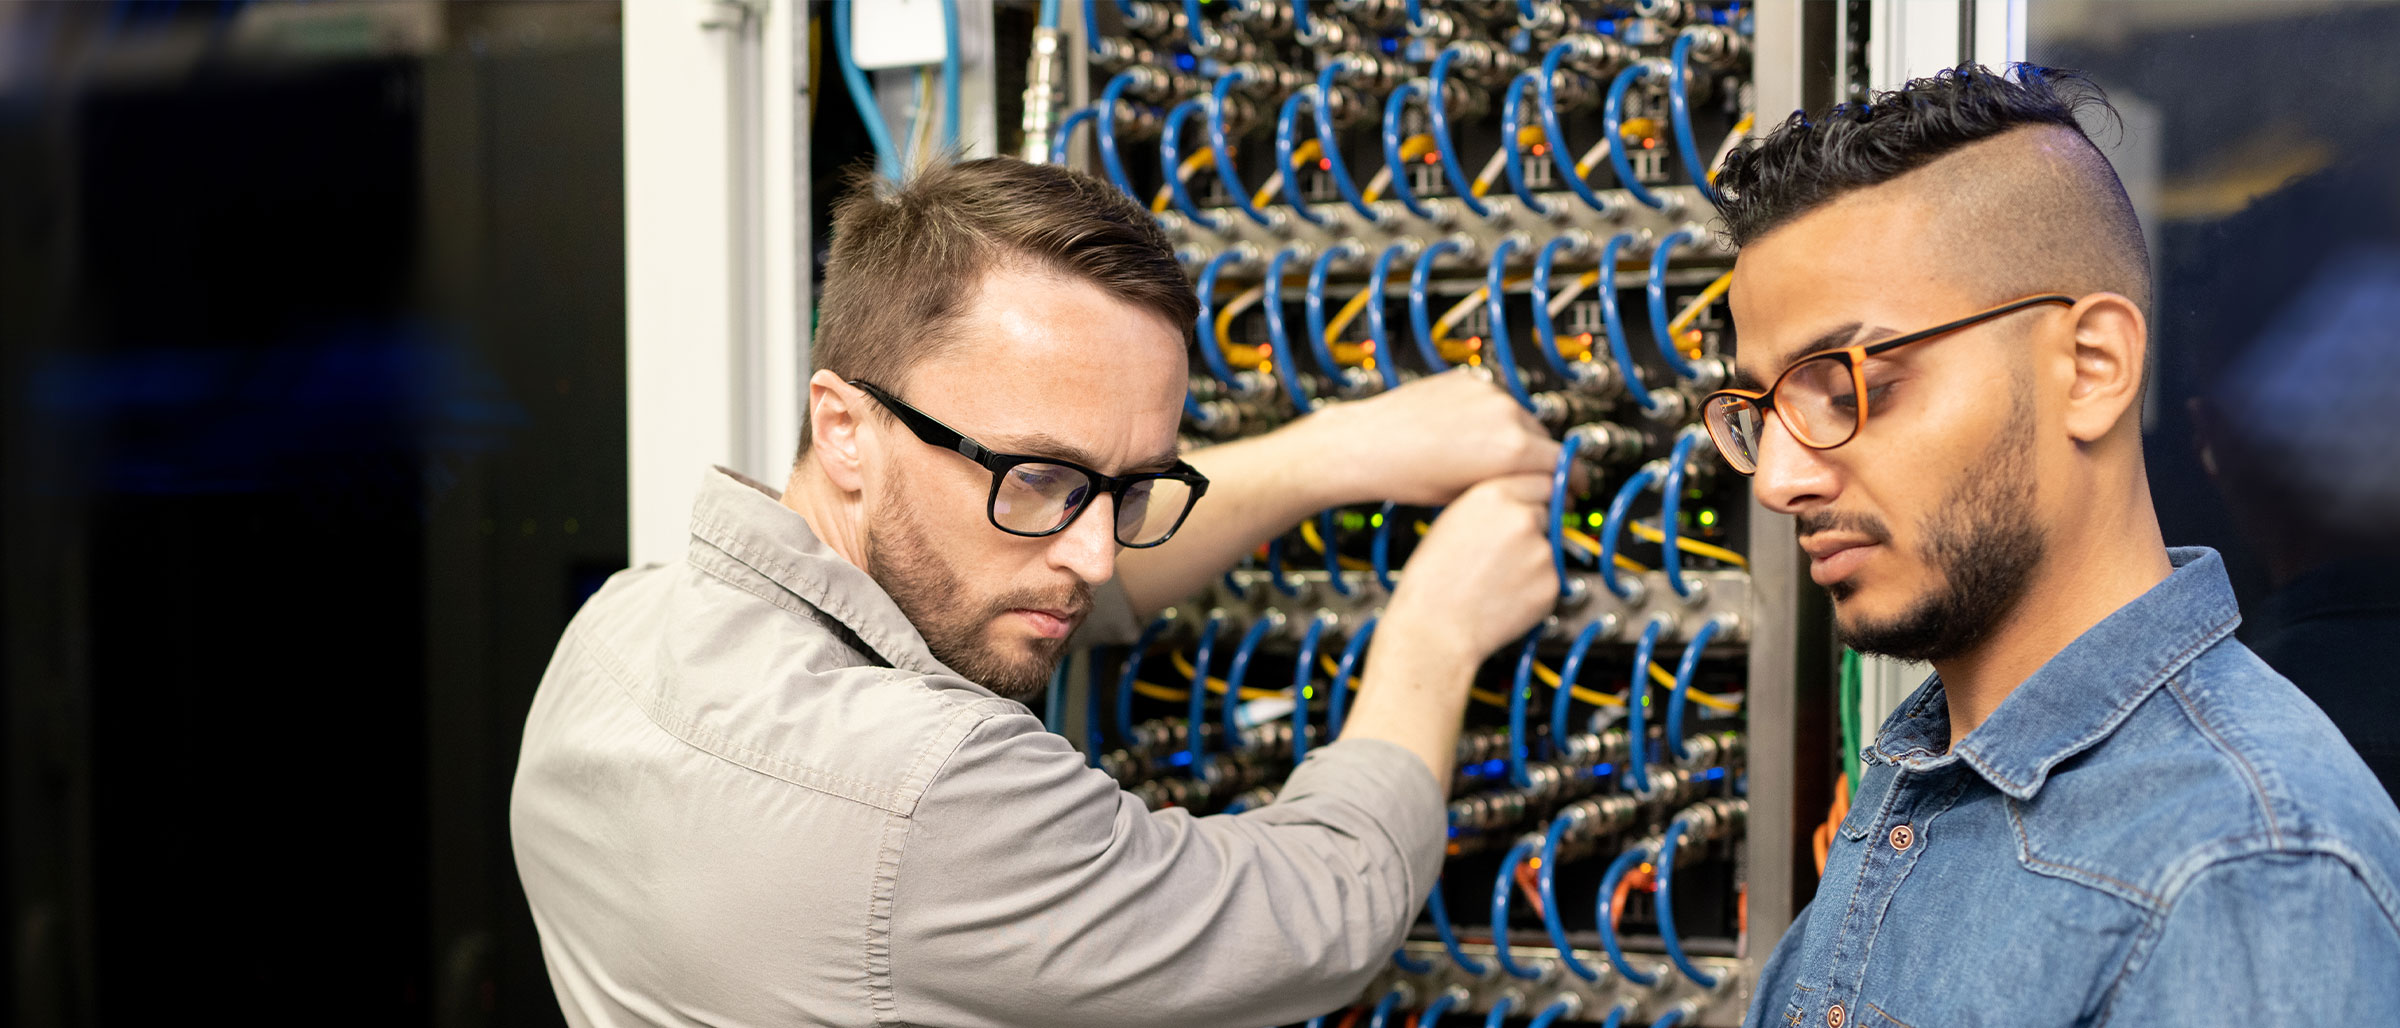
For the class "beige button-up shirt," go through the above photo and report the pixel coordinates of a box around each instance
[511,469,1446,1027]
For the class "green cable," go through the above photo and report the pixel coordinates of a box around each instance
[1838,648,1862,798]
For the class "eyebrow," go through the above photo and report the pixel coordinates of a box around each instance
[1729,321,1889,392]
[996,430,1181,476]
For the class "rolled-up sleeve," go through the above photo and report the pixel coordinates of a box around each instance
[886,710,1445,1028]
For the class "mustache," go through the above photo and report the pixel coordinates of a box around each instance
[1795,509,1893,545]
[991,581,1094,619]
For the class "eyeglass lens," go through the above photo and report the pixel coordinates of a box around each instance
[991,463,1194,546]
[1704,355,1865,472]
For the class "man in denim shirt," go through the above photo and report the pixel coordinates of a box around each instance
[1700,65,2400,1025]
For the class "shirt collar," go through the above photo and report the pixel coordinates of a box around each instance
[685,467,970,683]
[1868,547,2241,799]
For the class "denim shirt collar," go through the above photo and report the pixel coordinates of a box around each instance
[1866,547,2241,799]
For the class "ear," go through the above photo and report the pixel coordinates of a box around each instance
[805,370,872,495]
[2060,292,2147,445]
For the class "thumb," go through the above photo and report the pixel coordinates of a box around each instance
[1476,471,1556,506]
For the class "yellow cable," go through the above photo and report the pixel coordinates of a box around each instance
[1168,650,1283,701]
[1362,133,1439,202]
[1529,661,1626,708]
[1429,276,1537,355]
[1707,113,1756,185]
[1470,125,1548,198]
[1469,687,1510,709]
[1251,138,1324,210]
[1132,680,1190,703]
[1625,520,1749,569]
[1150,145,1217,213]
[1297,518,1375,572]
[1662,269,1736,361]
[1212,285,1271,369]
[1560,527,1652,576]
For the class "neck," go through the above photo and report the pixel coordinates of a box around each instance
[780,461,871,571]
[1930,475,2173,746]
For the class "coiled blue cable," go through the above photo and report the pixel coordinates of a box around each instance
[1304,244,1356,379]
[1499,71,1554,215]
[1318,509,1353,596]
[1266,537,1300,597]
[1158,99,1224,228]
[1658,428,1702,596]
[1095,70,1146,199]
[1116,615,1174,744]
[1546,428,1584,598]
[1408,238,1464,371]
[1647,228,1704,380]
[1314,64,1381,222]
[1538,815,1606,982]
[1596,845,1662,986]
[1555,620,1604,745]
[1049,105,1097,166]
[1482,996,1516,1028]
[1209,69,1274,226]
[1185,614,1223,774]
[1367,989,1407,1028]
[1668,32,1718,204]
[1481,237,1538,411]
[1264,247,1314,413]
[1667,617,1722,762]
[1181,0,1205,49]
[1081,0,1101,54]
[1427,47,1492,217]
[1598,232,1661,411]
[1527,998,1578,1028]
[1428,882,1489,976]
[1329,616,1375,738]
[1537,41,1613,212]
[1392,948,1438,976]
[1039,0,1062,29]
[1380,81,1440,221]
[1529,234,1583,380]
[1490,837,1545,979]
[1628,616,1667,793]
[1598,464,1658,599]
[1223,615,1278,747]
[1366,244,1411,389]
[1649,1010,1689,1028]
[1370,501,1401,593]
[1275,89,1331,226]
[1420,991,1460,1025]
[1604,62,1668,209]
[1292,0,1314,37]
[1193,250,1245,387]
[1655,818,1720,987]
[939,0,960,146]
[831,0,900,181]
[1291,615,1330,763]
[1507,630,1542,789]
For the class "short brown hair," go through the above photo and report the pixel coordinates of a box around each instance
[800,157,1196,459]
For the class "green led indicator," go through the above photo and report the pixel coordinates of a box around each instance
[1699,508,1718,528]
[1586,512,1603,528]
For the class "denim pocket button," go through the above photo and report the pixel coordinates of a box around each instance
[1827,1002,1847,1028]
[1889,824,1915,851]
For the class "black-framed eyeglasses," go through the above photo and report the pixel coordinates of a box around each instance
[1700,294,2075,475]
[848,379,1210,548]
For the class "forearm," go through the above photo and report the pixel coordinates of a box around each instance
[1332,623,1478,785]
[1115,412,1374,616]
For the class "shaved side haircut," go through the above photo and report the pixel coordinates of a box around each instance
[1715,64,2151,317]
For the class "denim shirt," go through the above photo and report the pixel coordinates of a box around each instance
[1747,548,2400,1028]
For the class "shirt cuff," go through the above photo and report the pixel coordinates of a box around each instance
[1270,737,1449,909]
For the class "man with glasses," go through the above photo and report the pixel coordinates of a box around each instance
[1706,65,2400,1027]
[512,157,1565,1027]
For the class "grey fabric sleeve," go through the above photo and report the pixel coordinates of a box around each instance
[886,714,1445,1028]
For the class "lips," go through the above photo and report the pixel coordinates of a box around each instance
[1801,535,1879,588]
[1011,607,1086,639]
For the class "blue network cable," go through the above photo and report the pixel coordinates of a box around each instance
[1365,989,1408,1028]
[1050,105,1097,165]
[1535,41,1613,212]
[1193,250,1246,387]
[1185,613,1224,775]
[1266,537,1301,597]
[1420,990,1460,1025]
[1329,616,1375,740]
[1427,882,1488,976]
[1038,0,1061,30]
[1649,1010,1689,1028]
[1158,99,1225,228]
[1303,244,1357,379]
[1654,818,1721,987]
[1043,657,1067,736]
[1427,47,1492,217]
[1364,244,1411,389]
[1546,428,1585,598]
[1507,630,1542,789]
[831,0,900,181]
[1117,615,1174,745]
[1392,947,1438,976]
[1370,500,1401,593]
[1604,61,1669,209]
[1223,615,1278,747]
[1498,71,1554,215]
[939,0,960,146]
[1658,428,1703,596]
[1482,996,1516,1028]
[1627,616,1668,793]
[1292,0,1315,38]
[1537,815,1605,981]
[1647,229,1704,380]
[1596,844,1662,986]
[1527,998,1578,1028]
[1317,510,1353,596]
[1667,32,1718,203]
[1529,234,1584,380]
[1291,614,1331,763]
[1264,247,1315,413]
[1490,837,1546,979]
[1094,70,1145,199]
[1667,616,1722,763]
[1275,89,1332,226]
[1599,464,1659,599]
[1555,620,1604,745]
[1598,232,1661,411]
[1408,238,1464,371]
[1312,63,1381,221]
[1081,0,1100,54]
[1209,69,1274,226]
[1380,81,1440,221]
[1480,237,1539,411]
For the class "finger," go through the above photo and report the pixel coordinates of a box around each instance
[1477,471,1555,505]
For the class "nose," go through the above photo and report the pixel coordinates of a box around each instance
[1750,409,1841,515]
[1046,493,1121,587]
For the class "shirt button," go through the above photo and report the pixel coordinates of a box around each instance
[1827,1003,1847,1028]
[1890,823,1916,851]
